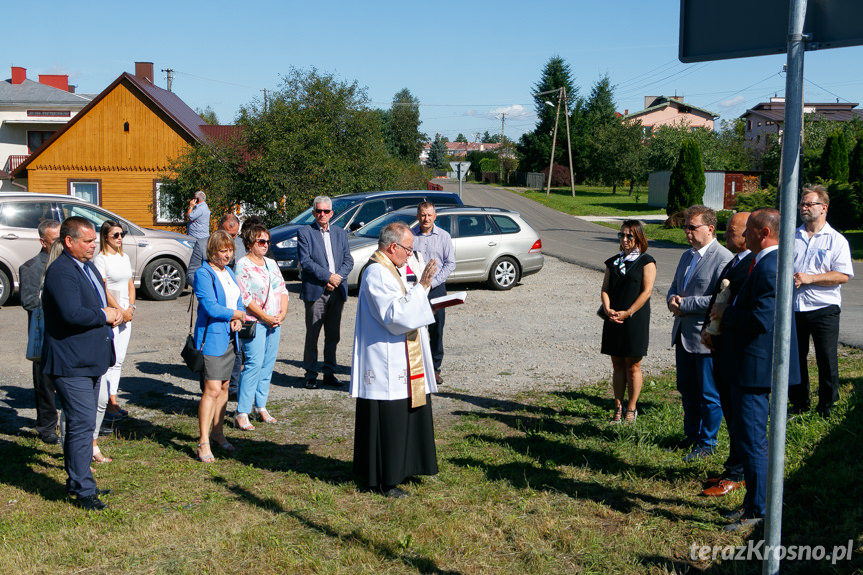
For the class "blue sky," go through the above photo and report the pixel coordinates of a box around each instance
[9,1,863,142]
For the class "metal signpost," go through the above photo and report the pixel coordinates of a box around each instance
[449,161,471,199]
[679,1,863,572]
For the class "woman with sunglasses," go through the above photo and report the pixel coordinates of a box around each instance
[91,221,135,462]
[233,224,289,430]
[600,220,656,424]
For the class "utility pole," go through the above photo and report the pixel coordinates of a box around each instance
[161,68,174,92]
[545,95,561,196]
[499,113,505,184]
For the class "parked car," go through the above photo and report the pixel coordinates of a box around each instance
[345,206,544,290]
[0,192,194,305]
[269,190,462,275]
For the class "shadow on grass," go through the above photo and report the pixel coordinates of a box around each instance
[0,436,69,502]
[0,382,43,434]
[210,476,463,575]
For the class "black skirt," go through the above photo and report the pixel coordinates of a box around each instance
[353,395,439,489]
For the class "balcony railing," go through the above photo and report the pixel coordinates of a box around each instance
[5,154,28,173]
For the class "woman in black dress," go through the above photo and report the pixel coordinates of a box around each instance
[600,220,656,424]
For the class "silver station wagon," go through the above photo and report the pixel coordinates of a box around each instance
[346,206,544,290]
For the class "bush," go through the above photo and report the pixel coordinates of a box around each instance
[716,210,733,231]
[850,139,863,186]
[666,140,705,215]
[478,157,499,174]
[821,131,850,183]
[826,183,863,231]
[541,163,572,187]
[734,188,777,212]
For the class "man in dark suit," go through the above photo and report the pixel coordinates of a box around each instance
[297,196,354,389]
[667,205,732,462]
[700,212,753,497]
[711,207,800,531]
[42,217,123,510]
[19,219,61,444]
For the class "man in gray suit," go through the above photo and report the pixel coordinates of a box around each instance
[667,205,732,462]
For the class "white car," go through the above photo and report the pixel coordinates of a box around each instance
[346,206,544,290]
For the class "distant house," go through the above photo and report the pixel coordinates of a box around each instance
[11,62,228,229]
[624,96,718,135]
[420,141,500,165]
[0,67,93,191]
[740,97,863,154]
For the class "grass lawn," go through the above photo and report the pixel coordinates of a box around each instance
[506,185,665,218]
[1,354,861,573]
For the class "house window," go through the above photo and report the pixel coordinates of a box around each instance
[757,121,762,127]
[27,110,71,118]
[153,180,183,224]
[68,179,100,205]
[748,120,752,130]
[643,126,653,137]
[27,131,55,154]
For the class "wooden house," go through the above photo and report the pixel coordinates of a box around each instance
[11,62,216,229]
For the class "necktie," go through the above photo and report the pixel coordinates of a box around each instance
[748,259,756,275]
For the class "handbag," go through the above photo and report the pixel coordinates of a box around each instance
[181,293,207,372]
[238,320,256,339]
[26,306,45,362]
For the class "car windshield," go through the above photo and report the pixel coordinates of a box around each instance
[354,212,417,239]
[288,197,357,225]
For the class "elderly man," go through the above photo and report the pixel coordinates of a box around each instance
[789,185,854,418]
[710,208,800,531]
[297,196,353,389]
[19,219,61,444]
[187,213,245,289]
[699,212,753,497]
[667,205,732,462]
[412,202,455,384]
[186,191,211,239]
[351,222,439,498]
[42,217,122,510]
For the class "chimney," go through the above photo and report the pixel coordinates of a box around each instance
[11,66,26,84]
[624,109,628,116]
[68,85,76,94]
[135,62,154,84]
[39,74,70,92]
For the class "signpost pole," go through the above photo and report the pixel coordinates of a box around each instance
[764,1,807,573]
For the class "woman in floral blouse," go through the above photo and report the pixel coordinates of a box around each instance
[233,224,289,430]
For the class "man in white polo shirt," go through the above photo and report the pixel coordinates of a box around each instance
[790,184,854,418]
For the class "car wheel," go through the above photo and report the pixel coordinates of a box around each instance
[0,268,10,306]
[488,256,519,291]
[141,258,185,301]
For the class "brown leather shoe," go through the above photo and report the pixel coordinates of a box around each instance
[702,479,744,497]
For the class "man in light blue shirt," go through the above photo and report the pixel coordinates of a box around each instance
[412,202,455,384]
[186,191,211,239]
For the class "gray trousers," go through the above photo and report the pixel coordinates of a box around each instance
[303,291,345,378]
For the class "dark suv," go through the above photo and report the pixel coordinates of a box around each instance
[269,190,462,274]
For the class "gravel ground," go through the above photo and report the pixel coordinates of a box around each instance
[0,256,676,433]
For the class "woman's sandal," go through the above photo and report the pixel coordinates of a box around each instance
[197,443,215,463]
[92,446,113,463]
[624,409,638,424]
[234,413,255,431]
[211,434,236,452]
[610,405,624,424]
[254,407,277,424]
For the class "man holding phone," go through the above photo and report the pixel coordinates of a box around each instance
[187,191,210,239]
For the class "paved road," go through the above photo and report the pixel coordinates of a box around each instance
[439,179,863,348]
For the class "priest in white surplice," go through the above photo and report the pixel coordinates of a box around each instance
[351,222,440,498]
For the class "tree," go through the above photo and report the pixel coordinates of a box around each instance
[516,55,581,173]
[384,88,426,163]
[161,68,429,225]
[455,133,468,143]
[667,140,705,215]
[481,131,500,144]
[196,106,219,125]
[581,75,620,184]
[821,130,850,183]
[587,118,647,194]
[427,133,448,170]
[850,139,863,186]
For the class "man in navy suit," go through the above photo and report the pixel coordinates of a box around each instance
[297,196,354,389]
[667,205,732,462]
[42,217,123,510]
[711,207,800,531]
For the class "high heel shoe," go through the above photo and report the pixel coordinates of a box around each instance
[624,409,638,424]
[254,407,277,424]
[234,413,255,431]
[210,434,236,452]
[197,443,215,463]
[92,446,112,463]
[610,405,624,424]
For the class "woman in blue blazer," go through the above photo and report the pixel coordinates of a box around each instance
[193,230,245,463]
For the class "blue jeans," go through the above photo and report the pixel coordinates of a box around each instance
[237,324,281,415]
[675,346,721,448]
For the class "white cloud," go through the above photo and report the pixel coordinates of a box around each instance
[718,95,745,108]
[487,104,530,119]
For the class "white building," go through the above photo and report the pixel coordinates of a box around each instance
[0,66,92,191]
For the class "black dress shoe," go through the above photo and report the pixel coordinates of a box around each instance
[95,488,113,496]
[322,374,342,387]
[76,494,107,511]
[304,378,318,389]
[40,433,61,445]
[382,486,409,499]
[722,507,746,521]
